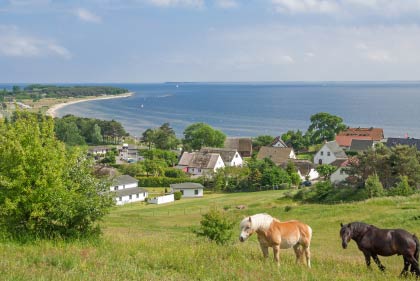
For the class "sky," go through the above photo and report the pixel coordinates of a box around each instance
[1,0,420,82]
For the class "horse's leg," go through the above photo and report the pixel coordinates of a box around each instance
[372,254,385,271]
[303,245,311,268]
[273,245,280,265]
[362,251,371,268]
[406,255,420,276]
[400,256,410,277]
[293,244,302,264]
[259,243,269,259]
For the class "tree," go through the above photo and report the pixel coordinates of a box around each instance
[252,135,274,151]
[142,159,167,177]
[183,123,226,151]
[91,124,103,145]
[54,118,86,146]
[142,128,155,150]
[316,164,337,180]
[365,174,384,198]
[154,123,179,150]
[281,130,308,151]
[307,112,346,145]
[0,112,113,239]
[389,176,414,196]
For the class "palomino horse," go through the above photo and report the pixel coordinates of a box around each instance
[239,213,312,267]
[340,222,420,277]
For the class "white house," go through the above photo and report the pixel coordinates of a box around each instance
[200,147,243,167]
[88,146,112,156]
[111,175,148,205]
[148,194,175,205]
[314,141,348,165]
[170,182,204,198]
[271,137,288,148]
[285,160,319,181]
[330,160,350,185]
[177,152,225,176]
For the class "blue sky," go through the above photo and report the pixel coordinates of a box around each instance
[1,0,420,82]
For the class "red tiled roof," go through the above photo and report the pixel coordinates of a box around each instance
[337,128,384,141]
[335,135,372,147]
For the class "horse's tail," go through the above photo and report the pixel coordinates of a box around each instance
[413,234,419,262]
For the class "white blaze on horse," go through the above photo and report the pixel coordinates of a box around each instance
[239,213,312,267]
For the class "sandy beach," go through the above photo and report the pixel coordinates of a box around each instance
[45,92,133,118]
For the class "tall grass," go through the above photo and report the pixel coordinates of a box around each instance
[0,191,419,280]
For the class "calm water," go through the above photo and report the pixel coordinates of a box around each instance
[2,82,420,138]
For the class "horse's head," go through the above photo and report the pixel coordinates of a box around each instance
[340,223,352,249]
[239,216,254,242]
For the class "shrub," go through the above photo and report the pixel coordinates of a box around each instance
[174,191,182,200]
[388,176,415,196]
[137,177,203,187]
[284,205,293,212]
[365,174,384,198]
[194,208,234,245]
[164,168,187,178]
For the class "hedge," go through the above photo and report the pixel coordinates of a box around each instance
[137,176,204,187]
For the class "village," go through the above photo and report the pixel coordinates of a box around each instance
[89,125,420,206]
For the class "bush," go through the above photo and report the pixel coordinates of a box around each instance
[174,191,182,200]
[164,168,187,178]
[0,113,113,239]
[388,176,415,196]
[137,177,203,187]
[365,174,384,198]
[193,208,234,245]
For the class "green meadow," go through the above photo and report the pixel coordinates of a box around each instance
[0,190,419,281]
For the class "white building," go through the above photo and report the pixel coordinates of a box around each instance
[271,137,288,148]
[148,194,175,205]
[330,160,350,185]
[314,141,348,165]
[111,175,148,205]
[200,147,243,167]
[170,182,204,198]
[177,152,225,176]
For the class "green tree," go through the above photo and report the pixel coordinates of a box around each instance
[194,208,234,245]
[183,123,226,151]
[154,123,180,150]
[54,118,86,146]
[142,128,156,150]
[140,149,178,167]
[316,164,337,180]
[142,159,167,177]
[281,130,308,151]
[252,135,274,151]
[307,112,346,145]
[0,112,113,239]
[91,123,103,145]
[389,176,415,196]
[365,174,384,198]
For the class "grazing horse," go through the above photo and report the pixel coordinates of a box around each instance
[340,222,420,277]
[239,213,312,267]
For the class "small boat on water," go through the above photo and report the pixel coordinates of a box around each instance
[140,104,144,108]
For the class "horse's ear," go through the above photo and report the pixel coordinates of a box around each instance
[248,216,252,223]
[340,222,343,227]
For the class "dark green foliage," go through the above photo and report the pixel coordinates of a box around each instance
[252,135,274,151]
[174,191,182,200]
[164,168,187,178]
[100,150,117,164]
[0,112,113,239]
[388,176,415,196]
[194,208,234,245]
[281,130,308,151]
[183,123,226,151]
[308,112,347,144]
[137,177,203,187]
[140,149,178,167]
[118,163,143,177]
[141,123,180,150]
[55,115,127,145]
[4,85,128,100]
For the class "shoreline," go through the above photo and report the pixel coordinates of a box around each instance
[45,92,133,118]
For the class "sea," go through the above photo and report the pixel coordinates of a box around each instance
[2,82,420,138]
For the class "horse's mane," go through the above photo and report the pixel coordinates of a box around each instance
[240,213,275,231]
[348,222,373,237]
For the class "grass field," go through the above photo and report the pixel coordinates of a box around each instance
[0,191,419,280]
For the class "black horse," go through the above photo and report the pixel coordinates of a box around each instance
[340,222,420,277]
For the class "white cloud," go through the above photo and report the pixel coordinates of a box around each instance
[271,0,339,14]
[366,50,393,62]
[0,25,71,59]
[216,0,238,9]
[75,8,102,23]
[146,0,204,8]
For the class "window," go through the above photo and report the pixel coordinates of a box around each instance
[123,185,125,189]
[194,190,199,195]
[198,168,201,173]
[180,190,184,195]
[320,151,324,156]
[327,152,331,156]
[129,195,132,199]
[114,186,119,191]
[136,194,139,198]
[119,197,122,201]
[143,192,146,197]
